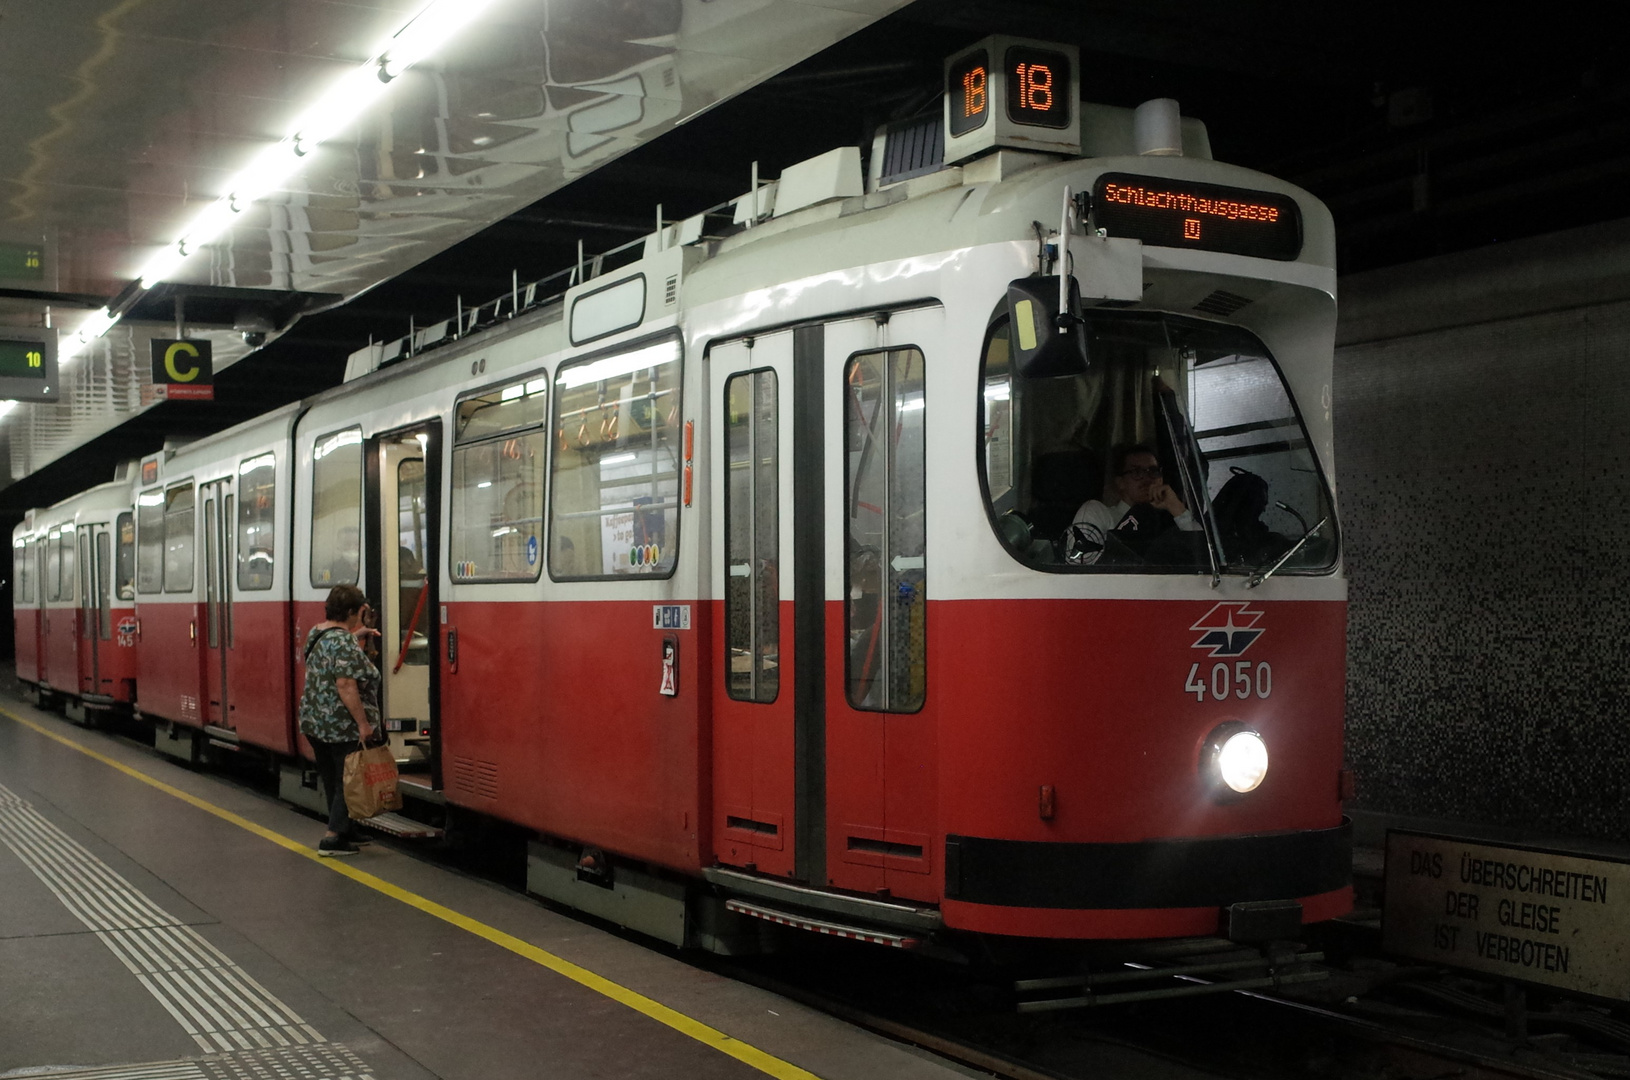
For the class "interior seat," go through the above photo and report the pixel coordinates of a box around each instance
[1026,449,1101,544]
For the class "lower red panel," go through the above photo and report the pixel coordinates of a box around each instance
[135,601,204,726]
[227,600,294,754]
[14,611,41,684]
[43,607,79,692]
[441,599,704,873]
[97,606,139,703]
[942,886,1353,939]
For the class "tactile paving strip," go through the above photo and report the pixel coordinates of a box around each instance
[0,782,326,1054]
[0,1044,375,1080]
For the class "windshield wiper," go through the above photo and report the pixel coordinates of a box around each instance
[1155,379,1221,588]
[1247,516,1328,588]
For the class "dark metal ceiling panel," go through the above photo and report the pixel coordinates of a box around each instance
[0,0,909,479]
[1,0,909,303]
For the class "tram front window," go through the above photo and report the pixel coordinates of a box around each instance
[980,311,1337,575]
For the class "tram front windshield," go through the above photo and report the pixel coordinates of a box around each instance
[980,312,1337,575]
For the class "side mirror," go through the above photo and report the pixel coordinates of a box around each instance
[1006,276,1090,379]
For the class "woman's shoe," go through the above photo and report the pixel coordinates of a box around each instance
[318,836,359,857]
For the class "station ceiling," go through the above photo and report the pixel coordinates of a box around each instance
[2,0,1623,514]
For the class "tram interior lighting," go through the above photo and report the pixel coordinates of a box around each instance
[132,0,499,293]
[558,340,679,389]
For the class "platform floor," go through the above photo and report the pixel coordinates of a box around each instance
[0,695,975,1080]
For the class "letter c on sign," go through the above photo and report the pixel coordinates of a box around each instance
[164,342,201,382]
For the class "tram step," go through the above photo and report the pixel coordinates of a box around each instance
[724,899,922,950]
[358,811,442,838]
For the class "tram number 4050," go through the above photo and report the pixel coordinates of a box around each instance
[1185,661,1271,702]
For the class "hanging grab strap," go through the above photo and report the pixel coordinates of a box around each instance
[393,582,432,675]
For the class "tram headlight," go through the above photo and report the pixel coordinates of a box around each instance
[1204,724,1268,794]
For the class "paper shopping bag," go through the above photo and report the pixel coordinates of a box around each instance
[343,743,403,819]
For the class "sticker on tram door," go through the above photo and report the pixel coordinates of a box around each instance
[1184,602,1271,702]
[652,604,690,630]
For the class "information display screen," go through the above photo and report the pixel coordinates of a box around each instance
[0,241,45,281]
[1004,46,1071,129]
[948,49,989,136]
[1093,173,1303,261]
[0,338,49,379]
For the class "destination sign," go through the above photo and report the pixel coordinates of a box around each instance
[1092,173,1303,262]
[1383,831,1630,1002]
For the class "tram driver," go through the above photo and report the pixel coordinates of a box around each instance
[1066,444,1201,565]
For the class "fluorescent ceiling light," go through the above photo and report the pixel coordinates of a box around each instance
[58,307,119,366]
[135,0,501,291]
[558,340,680,389]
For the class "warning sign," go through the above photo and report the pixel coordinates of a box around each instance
[1383,830,1630,1002]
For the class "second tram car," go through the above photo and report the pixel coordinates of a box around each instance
[12,39,1351,956]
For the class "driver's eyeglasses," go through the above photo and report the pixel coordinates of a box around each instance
[1119,465,1163,479]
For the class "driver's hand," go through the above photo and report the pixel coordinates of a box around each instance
[1150,482,1188,517]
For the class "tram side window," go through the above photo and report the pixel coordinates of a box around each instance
[45,534,59,602]
[116,513,135,601]
[237,454,276,591]
[724,369,779,703]
[311,429,362,587]
[549,339,681,579]
[163,484,195,594]
[57,530,77,603]
[96,531,113,639]
[844,347,927,713]
[137,490,164,593]
[14,541,32,604]
[450,377,547,582]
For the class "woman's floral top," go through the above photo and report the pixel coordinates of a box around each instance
[299,627,380,742]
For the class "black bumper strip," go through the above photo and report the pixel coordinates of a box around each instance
[945,821,1351,910]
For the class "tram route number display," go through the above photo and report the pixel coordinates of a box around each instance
[1383,830,1630,1003]
[1184,661,1271,702]
[947,45,1073,136]
[1092,173,1304,262]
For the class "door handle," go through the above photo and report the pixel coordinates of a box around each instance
[189,620,196,642]
[445,627,458,671]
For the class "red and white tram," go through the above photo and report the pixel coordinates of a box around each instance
[13,38,1351,954]
[13,476,139,721]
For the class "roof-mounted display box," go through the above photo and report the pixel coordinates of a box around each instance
[943,36,1081,165]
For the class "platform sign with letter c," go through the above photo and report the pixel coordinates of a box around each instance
[150,338,214,400]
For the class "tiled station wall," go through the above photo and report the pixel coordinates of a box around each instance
[1335,222,1630,840]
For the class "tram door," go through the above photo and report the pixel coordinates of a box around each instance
[200,480,234,728]
[822,310,937,903]
[710,332,800,878]
[75,524,113,695]
[367,424,440,783]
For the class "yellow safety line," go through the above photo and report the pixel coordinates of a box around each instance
[1,706,820,1080]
